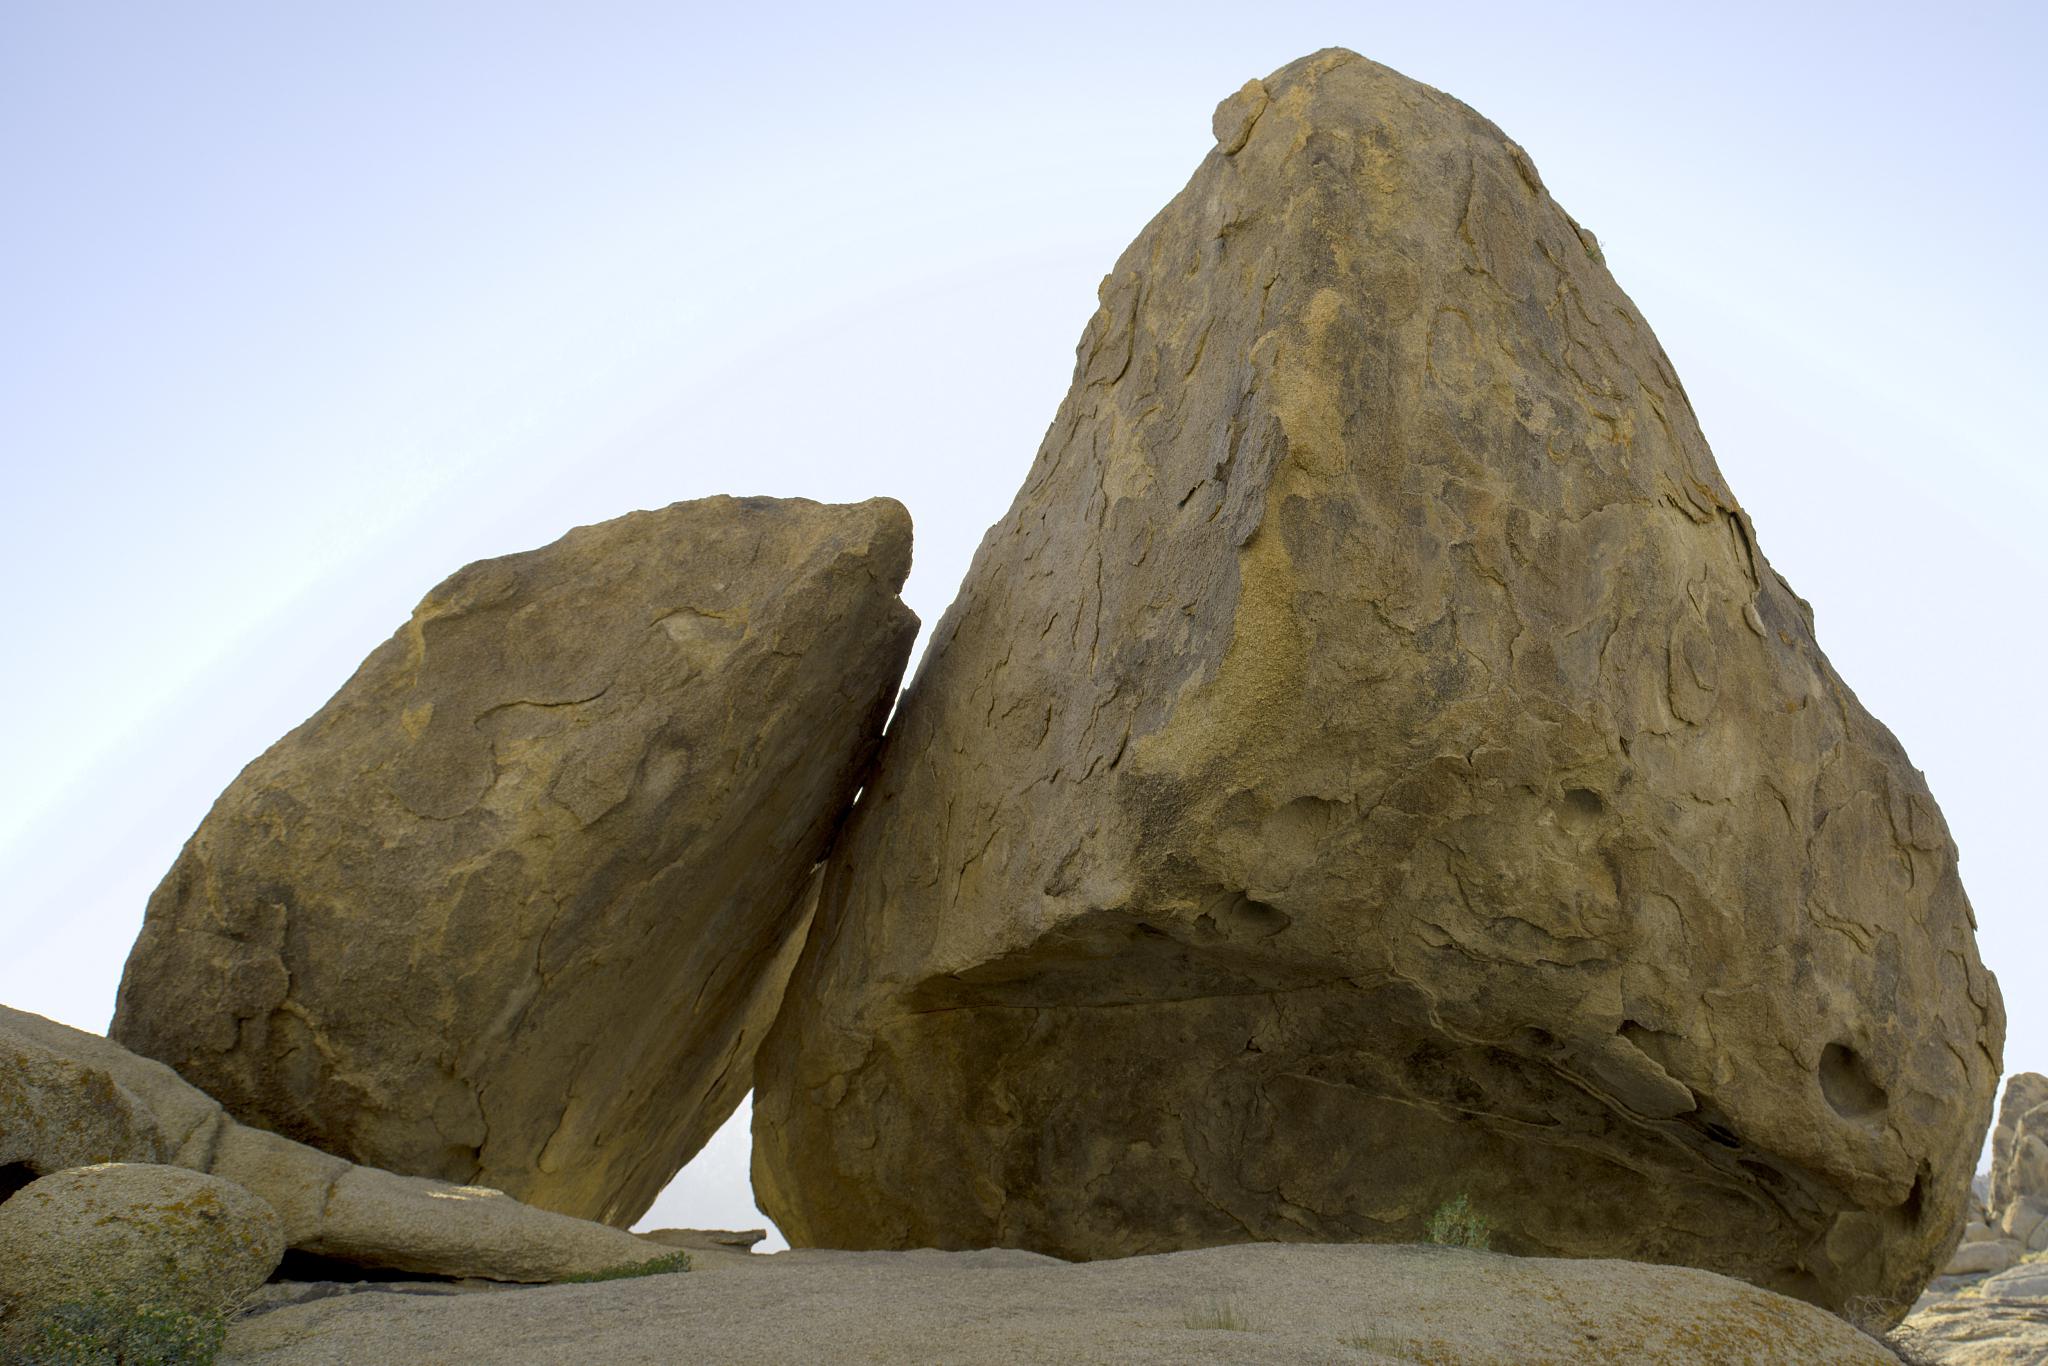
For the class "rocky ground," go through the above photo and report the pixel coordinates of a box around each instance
[221,1242,1901,1366]
[1891,1260,2048,1364]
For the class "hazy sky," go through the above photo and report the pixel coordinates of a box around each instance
[4,3,2042,1247]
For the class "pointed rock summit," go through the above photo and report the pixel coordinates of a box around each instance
[751,50,2001,1318]
[113,495,918,1227]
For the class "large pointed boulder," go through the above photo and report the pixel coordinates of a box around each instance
[751,51,2001,1320]
[113,495,917,1226]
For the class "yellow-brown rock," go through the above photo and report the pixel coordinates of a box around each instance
[112,496,916,1226]
[751,51,2001,1321]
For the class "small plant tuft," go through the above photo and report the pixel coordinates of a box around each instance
[1181,1297,1252,1331]
[1425,1194,1492,1251]
[557,1250,691,1284]
[5,1293,227,1366]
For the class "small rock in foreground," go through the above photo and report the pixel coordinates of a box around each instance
[0,1162,282,1339]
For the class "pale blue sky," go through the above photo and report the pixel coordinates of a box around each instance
[3,2,2041,1244]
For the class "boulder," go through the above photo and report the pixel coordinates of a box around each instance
[1941,1238,2017,1277]
[0,1163,282,1326]
[0,1028,165,1192]
[1988,1073,2048,1227]
[1977,1262,2048,1301]
[219,1242,1899,1364]
[1997,1196,2048,1252]
[112,495,917,1225]
[1,1005,680,1283]
[751,48,2002,1321]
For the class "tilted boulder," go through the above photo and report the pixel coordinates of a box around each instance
[112,496,917,1225]
[752,50,2002,1320]
[1,1005,677,1282]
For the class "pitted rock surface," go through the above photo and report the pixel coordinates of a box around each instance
[112,497,916,1226]
[751,49,2001,1320]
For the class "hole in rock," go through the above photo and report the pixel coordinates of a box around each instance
[1898,1168,1929,1222]
[1558,787,1607,832]
[0,1162,37,1204]
[275,1249,463,1284]
[1818,1042,1888,1120]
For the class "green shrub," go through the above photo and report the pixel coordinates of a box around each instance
[557,1250,691,1284]
[4,1293,226,1366]
[1425,1194,1491,1251]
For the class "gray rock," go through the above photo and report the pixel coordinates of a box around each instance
[0,1163,282,1328]
[1977,1263,2048,1300]
[1,1005,679,1283]
[1988,1074,2048,1219]
[1942,1239,2018,1276]
[1895,1294,2048,1364]
[113,496,916,1226]
[220,1242,1897,1365]
[0,1028,165,1188]
[752,47,2001,1323]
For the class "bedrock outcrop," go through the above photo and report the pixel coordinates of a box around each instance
[2,1005,677,1282]
[112,496,917,1225]
[751,49,2001,1319]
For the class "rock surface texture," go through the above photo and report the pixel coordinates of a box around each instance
[220,1243,1898,1365]
[1,1029,166,1192]
[1987,1073,2048,1251]
[1898,1283,2048,1365]
[752,49,2002,1321]
[0,1163,283,1324]
[112,496,917,1225]
[1,1006,676,1283]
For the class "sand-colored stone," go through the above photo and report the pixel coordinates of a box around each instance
[0,1028,165,1188]
[112,496,917,1225]
[1,1006,676,1283]
[752,49,2001,1321]
[219,1242,1898,1365]
[1898,1282,2048,1364]
[1987,1074,2048,1226]
[0,1163,283,1325]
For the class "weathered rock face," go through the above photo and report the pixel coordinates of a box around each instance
[752,49,2002,1320]
[0,1163,283,1326]
[112,496,916,1226]
[1987,1073,2048,1250]
[2,1005,679,1283]
[1,1029,165,1193]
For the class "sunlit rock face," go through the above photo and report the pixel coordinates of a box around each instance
[113,496,917,1227]
[751,49,2001,1320]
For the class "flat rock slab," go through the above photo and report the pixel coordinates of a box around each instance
[1895,1293,2048,1364]
[223,1243,1896,1364]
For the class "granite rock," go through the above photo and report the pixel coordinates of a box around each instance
[752,49,2001,1322]
[0,1162,282,1326]
[114,496,916,1225]
[2,1006,677,1283]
